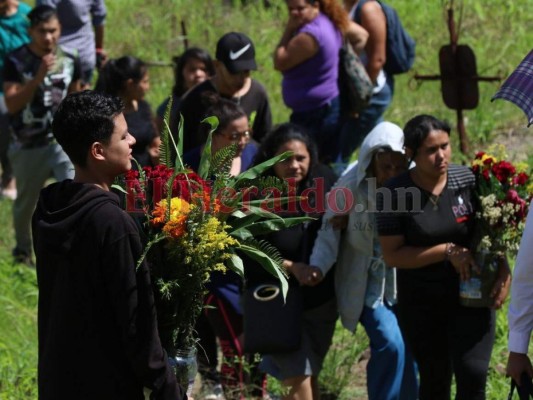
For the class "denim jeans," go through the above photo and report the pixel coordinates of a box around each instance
[290,96,341,163]
[0,96,13,185]
[360,303,419,400]
[339,76,394,162]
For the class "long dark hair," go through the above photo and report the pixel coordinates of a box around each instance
[254,123,318,191]
[403,114,451,162]
[172,47,214,97]
[95,55,147,96]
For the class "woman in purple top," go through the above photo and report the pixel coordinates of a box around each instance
[274,0,367,163]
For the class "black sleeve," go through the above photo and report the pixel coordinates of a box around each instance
[249,84,272,143]
[72,55,82,83]
[102,217,184,400]
[3,53,22,84]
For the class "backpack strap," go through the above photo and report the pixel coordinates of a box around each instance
[353,0,373,23]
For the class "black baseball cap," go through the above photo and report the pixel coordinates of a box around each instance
[216,32,257,74]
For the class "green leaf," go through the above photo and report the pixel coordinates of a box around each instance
[227,253,244,278]
[111,184,128,194]
[159,96,173,167]
[242,216,314,237]
[238,243,288,299]
[198,116,218,179]
[235,151,292,181]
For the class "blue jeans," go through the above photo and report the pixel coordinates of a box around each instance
[290,96,341,163]
[339,76,394,162]
[360,303,418,400]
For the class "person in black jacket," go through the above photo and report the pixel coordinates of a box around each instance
[248,123,338,399]
[32,90,184,400]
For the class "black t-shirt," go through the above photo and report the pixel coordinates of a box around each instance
[174,79,272,153]
[4,44,81,143]
[377,164,476,294]
[125,99,156,167]
[247,163,339,309]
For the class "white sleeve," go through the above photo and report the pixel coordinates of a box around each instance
[508,200,533,354]
[309,171,355,275]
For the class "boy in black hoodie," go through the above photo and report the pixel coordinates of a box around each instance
[32,91,185,400]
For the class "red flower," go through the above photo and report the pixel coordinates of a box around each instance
[481,169,490,181]
[483,156,496,166]
[513,172,529,186]
[491,161,516,183]
[475,151,486,159]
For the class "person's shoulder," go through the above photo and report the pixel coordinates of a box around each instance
[7,43,28,59]
[92,201,139,238]
[383,170,412,190]
[18,2,32,15]
[448,163,475,188]
[249,79,268,94]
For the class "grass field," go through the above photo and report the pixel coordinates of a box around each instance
[0,0,532,398]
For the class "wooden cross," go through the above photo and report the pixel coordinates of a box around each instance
[414,1,500,155]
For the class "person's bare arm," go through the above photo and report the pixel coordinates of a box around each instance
[4,53,55,114]
[359,1,387,82]
[345,21,368,53]
[380,235,477,280]
[274,31,319,72]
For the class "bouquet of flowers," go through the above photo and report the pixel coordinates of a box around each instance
[471,146,531,256]
[461,146,532,306]
[120,110,309,357]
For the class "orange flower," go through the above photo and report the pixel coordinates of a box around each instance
[151,198,191,231]
[162,215,188,238]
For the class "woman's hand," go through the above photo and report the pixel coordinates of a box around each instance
[329,215,349,230]
[285,261,323,286]
[491,256,511,309]
[447,243,479,281]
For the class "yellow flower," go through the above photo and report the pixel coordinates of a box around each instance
[152,198,191,238]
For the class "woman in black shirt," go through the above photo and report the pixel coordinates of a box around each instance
[96,56,157,167]
[376,115,510,400]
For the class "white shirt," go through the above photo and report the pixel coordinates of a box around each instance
[508,200,533,354]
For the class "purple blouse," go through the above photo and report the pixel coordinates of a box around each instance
[282,12,342,112]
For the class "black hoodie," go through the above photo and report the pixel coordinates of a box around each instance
[32,180,184,400]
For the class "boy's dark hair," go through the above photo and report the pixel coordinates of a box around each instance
[52,91,124,167]
[403,114,451,161]
[27,5,58,27]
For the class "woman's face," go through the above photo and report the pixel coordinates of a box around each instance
[286,0,319,27]
[127,71,150,100]
[213,116,250,156]
[411,129,451,179]
[182,58,209,90]
[273,139,311,184]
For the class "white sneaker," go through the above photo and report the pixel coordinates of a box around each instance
[1,187,17,200]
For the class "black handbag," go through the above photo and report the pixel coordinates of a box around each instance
[243,282,303,354]
[508,373,533,400]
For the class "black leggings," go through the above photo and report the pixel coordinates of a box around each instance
[398,297,495,400]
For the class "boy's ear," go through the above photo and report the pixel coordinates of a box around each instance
[90,142,106,161]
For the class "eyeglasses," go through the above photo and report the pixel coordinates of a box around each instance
[220,129,252,142]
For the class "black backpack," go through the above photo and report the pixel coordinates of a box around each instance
[355,0,416,75]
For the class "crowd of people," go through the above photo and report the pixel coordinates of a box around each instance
[0,1,530,400]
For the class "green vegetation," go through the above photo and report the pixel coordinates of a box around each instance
[1,0,531,398]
